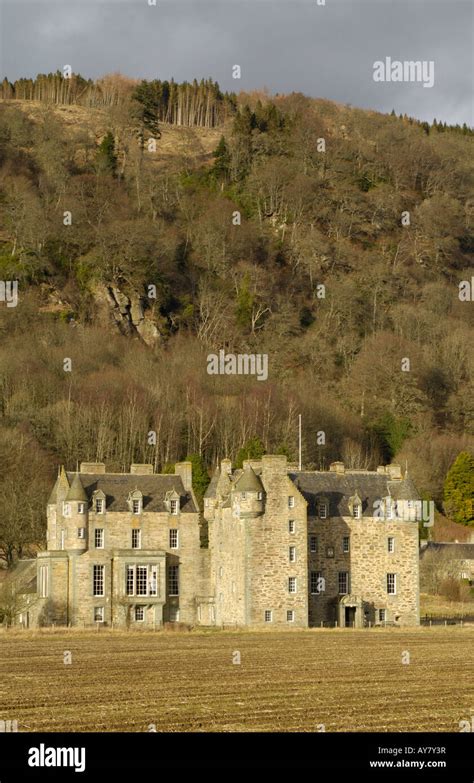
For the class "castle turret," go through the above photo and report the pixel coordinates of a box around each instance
[232,464,264,519]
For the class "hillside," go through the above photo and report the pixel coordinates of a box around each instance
[0,86,472,562]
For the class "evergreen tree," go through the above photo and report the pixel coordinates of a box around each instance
[185,453,210,505]
[443,452,474,526]
[235,437,266,469]
[96,131,117,176]
[212,135,231,179]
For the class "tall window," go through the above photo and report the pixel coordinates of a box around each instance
[132,499,141,514]
[353,504,361,519]
[149,565,158,596]
[77,527,86,539]
[343,536,350,553]
[288,520,295,534]
[288,496,295,508]
[78,503,85,514]
[310,571,323,595]
[379,609,387,622]
[169,529,179,549]
[63,503,71,517]
[168,565,179,596]
[387,573,396,595]
[264,610,273,623]
[132,529,141,549]
[338,571,349,595]
[93,565,104,596]
[94,529,104,549]
[135,606,145,622]
[388,537,395,553]
[289,546,296,563]
[136,566,148,596]
[288,577,297,594]
[309,535,318,553]
[287,610,295,622]
[39,565,48,598]
[95,498,104,514]
[319,503,327,519]
[126,565,134,596]
[170,499,179,515]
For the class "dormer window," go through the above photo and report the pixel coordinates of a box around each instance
[353,504,362,519]
[95,498,104,514]
[132,499,141,515]
[170,499,179,515]
[63,503,71,517]
[319,503,328,519]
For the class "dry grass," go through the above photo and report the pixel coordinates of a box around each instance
[1,627,473,733]
[420,593,474,617]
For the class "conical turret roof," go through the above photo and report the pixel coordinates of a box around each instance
[234,464,264,494]
[66,472,88,502]
[49,466,70,504]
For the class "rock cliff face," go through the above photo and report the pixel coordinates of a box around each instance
[93,284,161,346]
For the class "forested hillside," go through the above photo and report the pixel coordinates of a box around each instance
[0,74,472,560]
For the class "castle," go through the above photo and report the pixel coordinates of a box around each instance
[20,455,421,628]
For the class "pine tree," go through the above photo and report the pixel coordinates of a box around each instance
[235,437,266,469]
[443,452,474,526]
[96,131,117,176]
[185,454,210,504]
[212,135,230,179]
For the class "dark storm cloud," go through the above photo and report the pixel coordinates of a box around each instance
[0,0,472,124]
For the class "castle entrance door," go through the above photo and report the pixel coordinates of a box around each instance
[345,606,356,627]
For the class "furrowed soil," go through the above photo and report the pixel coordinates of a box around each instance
[0,627,472,732]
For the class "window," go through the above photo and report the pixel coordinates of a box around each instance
[288,496,295,508]
[288,520,295,534]
[94,607,104,623]
[126,565,134,596]
[310,571,323,594]
[388,536,395,553]
[287,610,295,622]
[309,535,318,553]
[264,610,273,623]
[379,609,387,622]
[135,606,145,622]
[168,565,179,596]
[241,492,246,500]
[94,529,104,549]
[77,527,86,539]
[169,529,179,549]
[149,565,158,596]
[78,503,85,514]
[132,529,141,549]
[63,503,71,517]
[136,566,148,596]
[387,573,396,595]
[338,571,349,595]
[353,504,362,519]
[289,546,296,563]
[39,565,48,598]
[343,536,350,553]
[288,577,297,593]
[319,503,328,519]
[93,565,104,597]
[257,491,263,500]
[95,498,104,514]
[132,499,141,515]
[170,499,179,515]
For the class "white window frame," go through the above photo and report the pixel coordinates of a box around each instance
[309,535,318,553]
[353,504,362,519]
[287,610,295,623]
[93,565,105,597]
[264,610,273,623]
[288,576,297,594]
[170,499,179,515]
[77,527,86,539]
[135,605,145,622]
[132,498,141,515]
[289,545,296,563]
[169,529,179,549]
[132,529,141,549]
[63,503,71,517]
[94,528,104,549]
[288,520,295,534]
[95,498,104,514]
[338,571,349,595]
[379,608,387,622]
[387,573,397,595]
[78,503,85,514]
[343,536,350,553]
[310,571,323,595]
[288,496,295,509]
[257,491,263,500]
[94,606,104,623]
[388,536,395,553]
[168,564,179,596]
[319,503,328,519]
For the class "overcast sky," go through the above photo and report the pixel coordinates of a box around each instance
[0,0,472,125]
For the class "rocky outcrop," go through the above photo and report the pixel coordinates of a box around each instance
[93,283,161,346]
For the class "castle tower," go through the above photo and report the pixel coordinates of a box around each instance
[63,472,89,551]
[231,464,264,518]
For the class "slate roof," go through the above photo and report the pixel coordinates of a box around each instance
[289,471,420,517]
[420,542,474,560]
[234,465,264,493]
[65,472,198,513]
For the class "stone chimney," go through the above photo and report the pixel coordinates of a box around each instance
[220,458,232,475]
[261,455,287,476]
[387,464,402,480]
[175,461,193,492]
[130,464,154,475]
[80,462,106,474]
[329,461,345,475]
